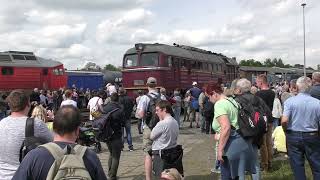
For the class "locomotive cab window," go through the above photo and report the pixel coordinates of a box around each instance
[124,54,138,67]
[141,53,158,66]
[1,67,14,75]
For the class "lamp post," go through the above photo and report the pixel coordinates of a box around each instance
[301,2,306,77]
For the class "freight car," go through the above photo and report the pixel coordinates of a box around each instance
[66,70,104,90]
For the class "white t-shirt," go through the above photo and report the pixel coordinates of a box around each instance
[88,97,104,120]
[107,85,117,95]
[60,99,77,108]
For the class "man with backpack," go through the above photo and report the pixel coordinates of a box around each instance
[234,78,271,180]
[12,105,107,180]
[0,90,52,180]
[136,77,166,180]
[102,92,125,180]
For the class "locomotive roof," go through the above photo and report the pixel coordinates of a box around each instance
[0,51,63,68]
[125,43,230,64]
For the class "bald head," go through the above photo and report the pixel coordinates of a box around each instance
[312,72,320,84]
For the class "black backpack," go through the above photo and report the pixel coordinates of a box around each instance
[19,118,47,162]
[92,108,119,142]
[145,93,161,129]
[227,96,267,139]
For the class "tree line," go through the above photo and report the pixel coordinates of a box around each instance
[239,58,314,70]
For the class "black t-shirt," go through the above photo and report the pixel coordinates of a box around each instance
[12,142,107,180]
[256,89,275,111]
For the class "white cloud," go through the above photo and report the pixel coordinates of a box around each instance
[33,0,153,10]
[96,8,153,44]
[242,35,267,50]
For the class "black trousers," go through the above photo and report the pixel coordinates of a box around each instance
[106,138,122,180]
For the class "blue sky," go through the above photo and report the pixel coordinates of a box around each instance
[0,0,318,69]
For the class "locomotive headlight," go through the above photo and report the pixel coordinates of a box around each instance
[135,43,144,51]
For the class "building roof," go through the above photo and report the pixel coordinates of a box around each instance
[240,66,315,74]
[0,51,63,68]
[125,43,229,64]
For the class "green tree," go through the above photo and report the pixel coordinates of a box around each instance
[104,64,121,71]
[264,58,274,67]
[239,59,263,67]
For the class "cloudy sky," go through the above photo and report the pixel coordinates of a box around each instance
[0,0,319,69]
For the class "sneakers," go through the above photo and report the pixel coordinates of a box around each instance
[129,146,134,151]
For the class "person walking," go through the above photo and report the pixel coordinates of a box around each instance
[102,92,125,180]
[188,82,202,128]
[281,76,320,180]
[118,87,135,151]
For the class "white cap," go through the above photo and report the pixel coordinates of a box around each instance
[192,81,197,86]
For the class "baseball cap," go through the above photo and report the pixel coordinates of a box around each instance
[146,77,157,85]
[192,81,197,86]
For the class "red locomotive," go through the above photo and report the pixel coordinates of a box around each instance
[0,51,67,90]
[122,43,239,96]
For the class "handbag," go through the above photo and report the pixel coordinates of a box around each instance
[90,98,102,119]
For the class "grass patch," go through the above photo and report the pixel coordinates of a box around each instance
[261,159,313,180]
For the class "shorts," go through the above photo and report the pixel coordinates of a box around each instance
[143,125,152,154]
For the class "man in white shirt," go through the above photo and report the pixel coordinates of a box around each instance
[60,90,77,108]
[87,91,104,120]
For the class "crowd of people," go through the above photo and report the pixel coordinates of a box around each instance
[0,72,319,180]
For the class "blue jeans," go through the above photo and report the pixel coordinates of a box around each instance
[286,131,320,180]
[221,157,242,180]
[122,120,133,148]
[251,144,260,180]
[273,118,280,129]
[173,107,181,127]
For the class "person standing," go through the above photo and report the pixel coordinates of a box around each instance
[102,92,125,180]
[255,74,275,171]
[172,89,182,128]
[206,83,255,180]
[60,90,77,108]
[150,100,182,177]
[12,105,107,180]
[188,82,202,128]
[198,91,206,132]
[87,91,104,121]
[281,76,320,180]
[136,90,144,134]
[0,90,52,180]
[309,72,320,100]
[118,87,135,151]
[136,77,166,180]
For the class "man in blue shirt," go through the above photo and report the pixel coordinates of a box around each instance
[309,72,320,100]
[281,76,320,180]
[12,105,107,180]
[187,82,202,128]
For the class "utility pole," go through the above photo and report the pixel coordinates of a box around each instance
[301,3,307,77]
